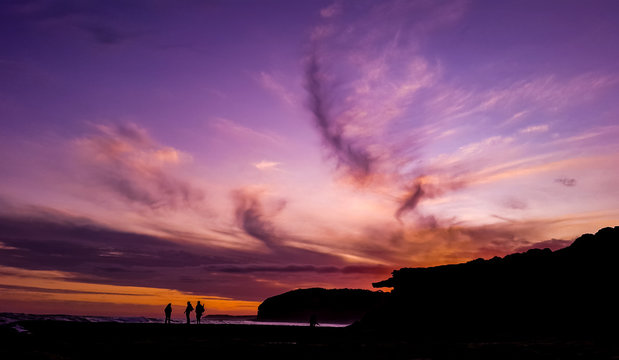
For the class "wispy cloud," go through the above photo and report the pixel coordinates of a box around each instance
[320,2,341,19]
[211,264,389,274]
[502,197,528,210]
[395,175,467,221]
[232,188,284,250]
[305,52,374,182]
[426,73,619,125]
[74,123,205,210]
[79,23,131,45]
[211,117,283,146]
[255,71,297,106]
[519,124,549,134]
[254,161,281,171]
[0,241,17,250]
[555,177,577,187]
[4,0,137,45]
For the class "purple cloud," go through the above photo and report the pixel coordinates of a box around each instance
[211,264,391,275]
[75,123,205,210]
[555,177,577,187]
[305,52,374,181]
[232,189,285,249]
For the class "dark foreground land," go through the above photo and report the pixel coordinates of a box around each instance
[2,321,619,360]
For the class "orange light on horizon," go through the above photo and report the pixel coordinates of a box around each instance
[0,266,261,317]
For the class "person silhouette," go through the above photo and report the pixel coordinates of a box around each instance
[309,314,319,328]
[164,303,172,324]
[184,301,194,324]
[195,301,205,324]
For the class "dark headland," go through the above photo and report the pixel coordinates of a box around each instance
[365,225,619,336]
[2,226,619,359]
[257,287,388,324]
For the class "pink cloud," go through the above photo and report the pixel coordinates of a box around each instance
[210,117,284,146]
[74,123,204,210]
[255,71,297,106]
[320,3,341,19]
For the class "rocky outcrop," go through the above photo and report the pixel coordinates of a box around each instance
[364,226,619,334]
[257,288,387,323]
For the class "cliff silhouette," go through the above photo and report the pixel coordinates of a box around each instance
[257,288,387,323]
[363,226,619,335]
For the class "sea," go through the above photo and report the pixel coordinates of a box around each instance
[0,312,350,333]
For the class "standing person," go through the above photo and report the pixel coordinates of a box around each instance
[184,301,194,324]
[195,301,205,324]
[164,303,172,324]
[309,314,319,328]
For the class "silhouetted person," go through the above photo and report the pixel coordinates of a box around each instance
[184,301,194,324]
[195,301,205,324]
[164,303,172,324]
[309,314,319,327]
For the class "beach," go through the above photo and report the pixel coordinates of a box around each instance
[2,320,617,359]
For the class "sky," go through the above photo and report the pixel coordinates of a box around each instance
[1,0,619,318]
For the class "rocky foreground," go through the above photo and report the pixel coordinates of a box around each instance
[1,320,618,359]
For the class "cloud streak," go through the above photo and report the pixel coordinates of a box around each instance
[232,189,284,250]
[555,177,577,187]
[4,0,136,45]
[212,264,390,275]
[75,123,205,210]
[256,71,297,106]
[305,52,374,181]
[254,161,281,171]
[211,117,284,146]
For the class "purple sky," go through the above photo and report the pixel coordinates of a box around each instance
[1,0,619,316]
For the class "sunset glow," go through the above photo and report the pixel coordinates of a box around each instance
[1,0,618,316]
